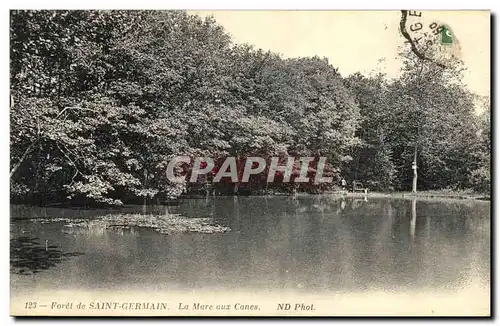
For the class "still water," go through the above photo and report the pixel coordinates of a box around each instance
[10,196,490,300]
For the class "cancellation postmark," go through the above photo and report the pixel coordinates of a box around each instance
[400,10,462,67]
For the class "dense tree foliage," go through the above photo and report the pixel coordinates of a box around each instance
[344,52,490,192]
[10,10,490,205]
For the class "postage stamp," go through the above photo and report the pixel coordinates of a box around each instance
[399,10,464,68]
[9,10,490,317]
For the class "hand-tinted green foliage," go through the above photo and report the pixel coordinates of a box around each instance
[10,10,490,205]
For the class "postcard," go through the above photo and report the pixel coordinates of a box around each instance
[10,9,490,317]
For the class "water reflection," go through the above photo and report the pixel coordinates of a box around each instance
[10,197,490,294]
[410,199,416,241]
[10,236,84,275]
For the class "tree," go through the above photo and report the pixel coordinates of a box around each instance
[344,72,395,190]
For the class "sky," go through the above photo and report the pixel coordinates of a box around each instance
[191,10,490,98]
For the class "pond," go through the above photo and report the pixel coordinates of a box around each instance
[10,196,490,315]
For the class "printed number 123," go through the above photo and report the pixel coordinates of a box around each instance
[25,302,37,309]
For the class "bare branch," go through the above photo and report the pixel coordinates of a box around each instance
[56,106,98,119]
[10,142,35,178]
[56,143,81,186]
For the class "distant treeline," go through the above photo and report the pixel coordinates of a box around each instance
[10,10,490,205]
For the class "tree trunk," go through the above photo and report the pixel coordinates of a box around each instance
[412,144,418,193]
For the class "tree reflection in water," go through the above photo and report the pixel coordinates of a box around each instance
[10,236,83,275]
[410,198,417,241]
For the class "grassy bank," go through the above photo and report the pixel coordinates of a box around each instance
[333,190,490,201]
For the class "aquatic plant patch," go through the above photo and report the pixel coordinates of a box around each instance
[29,214,231,235]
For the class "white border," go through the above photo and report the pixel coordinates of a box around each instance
[2,1,496,325]
[0,0,497,10]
